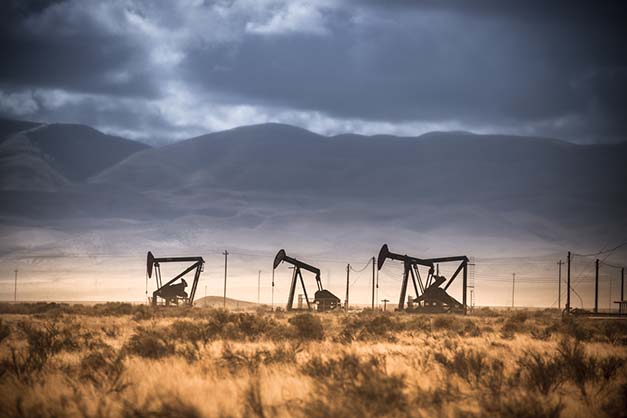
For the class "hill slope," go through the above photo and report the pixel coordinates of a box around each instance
[0,120,149,191]
[92,123,627,227]
[1,122,626,246]
[27,123,149,181]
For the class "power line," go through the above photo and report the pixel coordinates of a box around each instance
[572,240,627,257]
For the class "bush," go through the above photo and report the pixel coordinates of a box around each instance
[168,320,210,347]
[561,317,592,341]
[0,321,81,382]
[337,314,398,342]
[303,354,407,417]
[79,346,127,392]
[221,343,300,373]
[122,396,202,418]
[123,327,175,359]
[0,319,10,343]
[462,319,482,337]
[288,313,324,340]
[600,321,627,344]
[517,351,563,395]
[501,316,528,338]
[432,315,458,331]
[435,348,487,383]
[556,337,597,395]
[478,393,563,418]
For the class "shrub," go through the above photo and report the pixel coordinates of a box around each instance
[0,319,10,343]
[530,326,553,341]
[123,327,175,359]
[560,317,592,341]
[597,356,624,383]
[432,315,458,331]
[288,313,324,340]
[337,314,398,342]
[435,348,487,383]
[501,316,528,338]
[478,393,563,418]
[221,343,300,373]
[0,321,79,382]
[511,311,529,323]
[303,354,407,417]
[79,346,128,393]
[462,319,482,337]
[600,321,627,344]
[122,396,202,418]
[517,351,563,395]
[556,337,597,395]
[601,382,627,418]
[168,320,210,347]
[102,325,120,338]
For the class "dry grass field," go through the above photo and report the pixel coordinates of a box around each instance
[0,303,626,418]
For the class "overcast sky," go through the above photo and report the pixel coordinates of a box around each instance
[1,0,625,144]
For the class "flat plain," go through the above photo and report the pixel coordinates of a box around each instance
[0,303,626,418]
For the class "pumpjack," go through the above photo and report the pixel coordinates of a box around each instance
[147,251,204,306]
[377,244,469,314]
[273,249,341,311]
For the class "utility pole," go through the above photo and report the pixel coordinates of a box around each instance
[204,285,207,306]
[371,256,375,310]
[223,250,229,309]
[621,267,624,303]
[511,273,516,309]
[595,258,599,313]
[271,268,275,311]
[14,269,18,303]
[382,299,389,312]
[566,252,571,313]
[557,260,563,310]
[257,270,261,305]
[376,269,379,310]
[609,279,612,311]
[345,264,350,312]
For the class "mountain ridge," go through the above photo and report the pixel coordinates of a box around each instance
[1,118,625,246]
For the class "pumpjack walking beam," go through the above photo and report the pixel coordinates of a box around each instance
[147,251,205,306]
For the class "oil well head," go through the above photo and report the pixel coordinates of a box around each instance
[314,289,341,311]
[146,252,204,307]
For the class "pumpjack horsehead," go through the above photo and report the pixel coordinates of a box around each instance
[273,249,341,311]
[377,244,469,314]
[146,251,204,306]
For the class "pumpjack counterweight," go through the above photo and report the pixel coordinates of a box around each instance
[147,251,204,306]
[377,244,469,314]
[273,249,341,311]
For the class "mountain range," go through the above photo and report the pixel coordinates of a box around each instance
[0,118,626,260]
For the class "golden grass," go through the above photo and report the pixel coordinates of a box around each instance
[0,305,625,418]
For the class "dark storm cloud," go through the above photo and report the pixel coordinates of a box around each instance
[0,0,158,98]
[183,1,627,141]
[0,0,625,142]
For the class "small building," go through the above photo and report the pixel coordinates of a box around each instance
[314,289,341,312]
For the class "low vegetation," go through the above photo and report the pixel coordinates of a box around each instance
[0,303,626,417]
